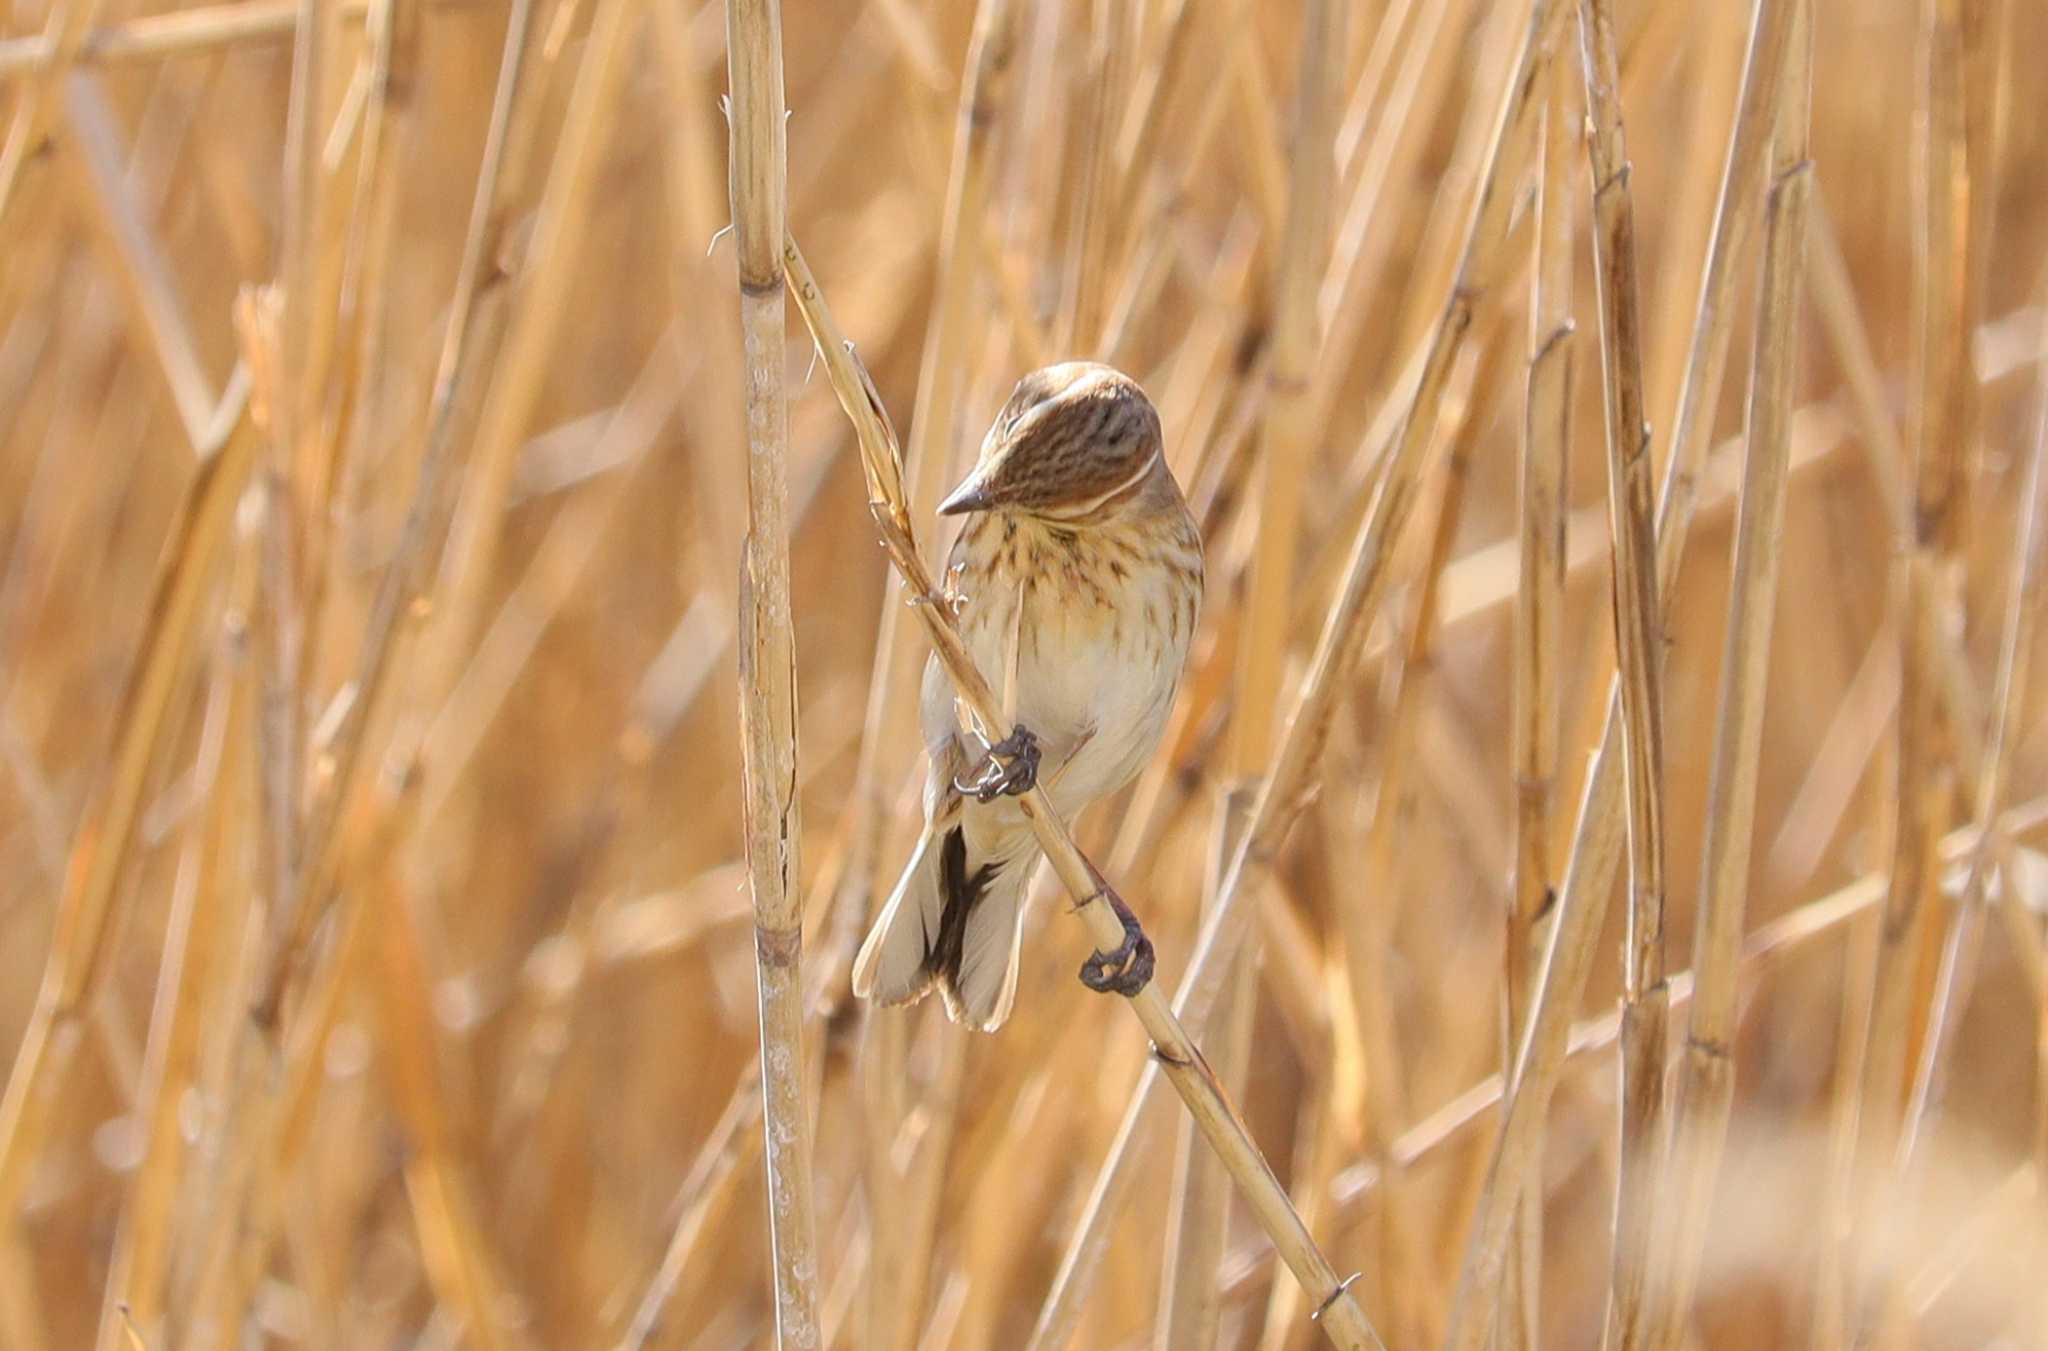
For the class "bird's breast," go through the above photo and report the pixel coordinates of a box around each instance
[947,511,1199,813]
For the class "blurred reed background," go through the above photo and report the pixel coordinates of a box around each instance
[1,0,2046,1346]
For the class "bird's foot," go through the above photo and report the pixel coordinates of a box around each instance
[1079,891,1154,996]
[954,723,1041,802]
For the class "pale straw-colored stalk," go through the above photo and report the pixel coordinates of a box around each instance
[725,0,820,1343]
[1502,43,1575,1351]
[1576,1,1672,1341]
[1442,2,1800,1342]
[1851,0,1975,1333]
[0,413,259,1232]
[1028,4,1568,1342]
[843,5,1016,1344]
[1653,5,1812,1343]
[1155,2,1340,1345]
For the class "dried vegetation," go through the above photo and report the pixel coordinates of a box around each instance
[1,0,2046,1347]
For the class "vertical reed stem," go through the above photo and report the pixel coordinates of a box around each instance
[725,0,819,1343]
[1655,5,1812,1342]
[1575,1,1670,1342]
[1503,43,1576,1351]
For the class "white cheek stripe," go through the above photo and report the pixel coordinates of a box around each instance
[1061,444,1160,517]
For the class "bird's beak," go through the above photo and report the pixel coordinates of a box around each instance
[938,472,995,516]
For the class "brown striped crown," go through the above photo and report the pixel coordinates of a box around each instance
[938,363,1164,519]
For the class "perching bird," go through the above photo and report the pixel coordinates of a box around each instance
[851,362,1204,1032]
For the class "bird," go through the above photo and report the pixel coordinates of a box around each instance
[851,361,1204,1032]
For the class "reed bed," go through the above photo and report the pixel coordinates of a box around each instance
[1,0,2046,1347]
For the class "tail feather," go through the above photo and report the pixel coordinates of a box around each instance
[851,825,944,1006]
[933,832,1033,1033]
[852,825,1035,1032]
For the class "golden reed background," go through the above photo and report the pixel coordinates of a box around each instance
[0,0,2045,1346]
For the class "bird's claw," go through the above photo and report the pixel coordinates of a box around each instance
[954,723,1041,803]
[1079,898,1154,996]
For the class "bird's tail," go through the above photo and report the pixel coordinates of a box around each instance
[851,824,1034,1033]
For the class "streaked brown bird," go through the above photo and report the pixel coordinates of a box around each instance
[852,362,1204,1031]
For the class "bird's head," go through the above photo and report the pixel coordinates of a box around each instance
[938,362,1165,522]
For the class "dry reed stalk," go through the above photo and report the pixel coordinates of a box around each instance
[614,823,865,1347]
[1154,3,1339,1344]
[1223,7,1286,252]
[1640,5,1743,443]
[845,4,1015,1344]
[1576,2,1672,1343]
[92,625,247,1351]
[1040,0,1564,1334]
[1101,0,1192,286]
[843,2,1011,1342]
[249,0,324,1066]
[176,6,542,1324]
[1654,6,1812,1343]
[0,0,406,78]
[415,0,637,705]
[1307,0,1460,448]
[1879,264,2048,1351]
[299,0,417,661]
[1808,904,1880,1351]
[0,0,102,221]
[1228,0,1338,775]
[0,405,258,1230]
[1156,831,1255,1349]
[366,835,518,1351]
[1384,4,1530,371]
[1803,192,2000,799]
[1443,1,1799,1340]
[1031,3,1567,1341]
[1057,0,1133,352]
[56,76,223,452]
[1852,0,1975,1328]
[620,1073,764,1348]
[725,0,820,1343]
[1501,44,1575,1351]
[251,0,542,1022]
[418,342,682,822]
[1200,796,2048,1312]
[9,0,2048,1343]
[784,237,1382,1350]
[1336,336,1499,1348]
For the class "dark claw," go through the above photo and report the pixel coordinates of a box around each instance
[1079,895,1154,996]
[953,723,1042,803]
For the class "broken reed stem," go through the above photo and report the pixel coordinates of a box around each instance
[1027,4,1567,1343]
[783,237,1382,1351]
[1576,1,1671,1343]
[1443,2,1800,1343]
[725,1,819,1345]
[1502,42,1576,1351]
[1654,4,1811,1345]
